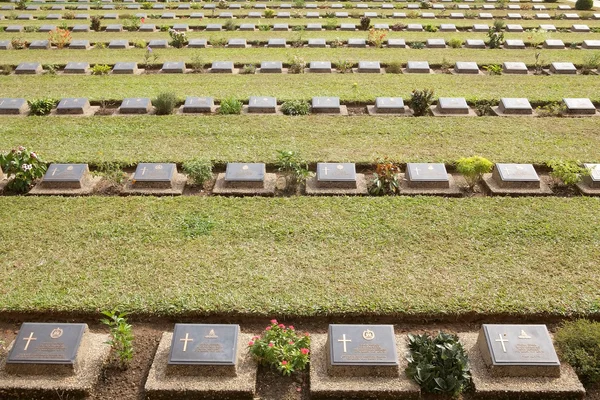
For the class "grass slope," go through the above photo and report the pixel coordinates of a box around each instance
[1,116,599,164]
[0,196,599,317]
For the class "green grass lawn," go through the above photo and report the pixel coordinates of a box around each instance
[1,116,598,164]
[0,196,598,317]
[1,73,598,103]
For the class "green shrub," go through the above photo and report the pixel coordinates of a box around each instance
[223,19,236,31]
[324,18,338,31]
[91,64,111,75]
[359,16,370,31]
[386,61,403,74]
[10,37,27,50]
[406,332,471,396]
[281,100,310,116]
[536,102,566,117]
[248,320,310,376]
[132,39,146,49]
[424,24,437,32]
[240,64,256,74]
[0,146,47,193]
[487,28,504,49]
[276,150,311,192]
[410,88,434,116]
[288,55,306,74]
[555,320,600,386]
[183,159,213,186]
[547,160,590,185]
[264,8,275,18]
[152,92,178,115]
[448,38,463,48]
[90,15,101,31]
[335,59,353,74]
[369,157,400,195]
[455,156,493,188]
[575,0,593,10]
[258,24,271,31]
[218,97,242,115]
[483,64,502,75]
[28,98,58,116]
[168,28,188,48]
[101,310,134,369]
[493,19,505,32]
[0,64,14,75]
[581,52,600,74]
[410,41,425,49]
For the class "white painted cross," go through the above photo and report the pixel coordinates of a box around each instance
[337,334,351,353]
[495,333,509,353]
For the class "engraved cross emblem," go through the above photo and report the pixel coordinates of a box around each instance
[495,333,509,353]
[323,166,329,175]
[23,332,37,351]
[180,333,193,352]
[337,334,351,353]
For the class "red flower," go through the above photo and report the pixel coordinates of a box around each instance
[268,342,274,348]
[265,326,271,331]
[278,323,285,329]
[301,348,309,355]
[281,360,288,365]
[270,319,278,324]
[288,340,294,345]
[288,325,295,330]
[248,341,254,346]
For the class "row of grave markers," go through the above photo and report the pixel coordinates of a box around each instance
[1,95,598,116]
[3,161,599,196]
[0,322,586,398]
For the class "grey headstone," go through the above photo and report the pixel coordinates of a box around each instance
[42,164,88,186]
[148,39,168,48]
[472,24,489,32]
[64,62,90,74]
[317,163,355,183]
[306,23,322,30]
[7,323,87,366]
[227,38,247,48]
[108,39,129,49]
[465,39,485,49]
[277,11,290,17]
[103,13,118,19]
[387,38,406,48]
[239,23,255,31]
[248,96,277,113]
[421,12,435,18]
[454,61,479,74]
[406,163,449,188]
[225,163,265,183]
[373,23,389,30]
[504,39,525,49]
[493,163,540,189]
[113,62,138,74]
[439,23,456,31]
[308,38,326,48]
[436,97,469,115]
[190,12,204,18]
[69,39,90,49]
[348,38,366,48]
[571,24,589,32]
[133,163,175,181]
[29,40,50,50]
[406,23,423,31]
[15,62,42,74]
[363,11,377,17]
[0,98,28,115]
[182,96,214,113]
[205,24,222,31]
[340,23,356,31]
[119,98,152,114]
[479,12,493,18]
[16,14,33,19]
[273,23,289,31]
[306,12,320,18]
[502,61,528,74]
[105,24,123,32]
[72,25,90,32]
[498,98,533,115]
[544,39,565,49]
[312,97,340,113]
[0,40,11,50]
[188,38,207,48]
[248,11,262,17]
[539,24,556,31]
[506,24,523,32]
[211,61,234,73]
[168,324,239,365]
[358,61,380,73]
[310,61,332,72]
[550,62,576,75]
[5,25,23,32]
[584,164,600,188]
[161,61,186,73]
[74,14,89,19]
[406,61,430,73]
[260,61,283,73]
[563,98,596,115]
[374,97,405,114]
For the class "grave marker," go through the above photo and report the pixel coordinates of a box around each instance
[406,163,449,188]
[454,61,479,74]
[312,97,340,113]
[132,163,176,188]
[0,98,28,115]
[316,163,356,188]
[259,61,283,73]
[119,98,152,114]
[357,61,380,73]
[550,62,576,75]
[248,96,277,113]
[211,61,234,73]
[405,60,430,73]
[310,61,332,73]
[69,39,90,49]
[113,62,139,74]
[496,98,533,115]
[435,97,470,115]
[56,98,91,115]
[40,164,89,188]
[224,163,266,188]
[373,97,405,114]
[161,61,185,73]
[182,96,214,113]
[563,98,596,115]
[583,164,600,188]
[15,62,42,74]
[492,163,540,189]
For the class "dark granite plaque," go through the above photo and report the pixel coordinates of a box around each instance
[69,39,90,49]
[133,163,175,182]
[72,24,90,32]
[120,98,151,114]
[493,163,540,189]
[357,61,380,72]
[248,96,277,113]
[188,38,207,48]
[182,96,214,113]
[148,39,168,48]
[225,163,265,188]
[15,62,42,74]
[168,324,239,365]
[7,323,86,365]
[316,163,356,188]
[228,38,247,48]
[211,61,234,73]
[161,61,185,73]
[498,98,533,115]
[108,39,129,49]
[113,62,138,74]
[56,98,90,114]
[309,61,331,72]
[42,163,88,188]
[29,40,50,50]
[0,98,28,115]
[406,163,449,188]
[260,61,282,73]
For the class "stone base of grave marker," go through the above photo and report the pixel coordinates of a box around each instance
[401,172,463,191]
[51,106,99,117]
[482,173,553,196]
[242,105,282,115]
[366,105,413,116]
[0,331,110,397]
[305,174,368,196]
[311,105,348,115]
[310,333,419,399]
[492,106,535,117]
[576,181,600,196]
[459,332,585,400]
[430,105,477,117]
[145,332,256,400]
[123,173,187,195]
[212,173,277,196]
[29,167,102,196]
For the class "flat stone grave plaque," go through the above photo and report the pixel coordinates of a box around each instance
[327,324,398,376]
[15,62,42,74]
[406,61,430,73]
[306,12,320,18]
[42,163,88,187]
[544,39,564,49]
[374,97,405,114]
[260,61,282,73]
[273,23,289,31]
[340,23,356,31]
[161,61,185,73]
[393,13,407,18]
[16,14,33,19]
[227,38,247,48]
[268,38,287,47]
[466,39,485,49]
[572,24,589,32]
[582,40,600,49]
[205,24,222,31]
[505,39,525,49]
[161,12,176,18]
[56,98,90,114]
[358,61,380,73]
[405,162,449,188]
[381,4,393,9]
[436,98,469,115]
[550,62,576,74]
[76,4,89,9]
[211,61,234,73]
[225,163,265,188]
[182,96,214,113]
[536,13,550,19]
[310,61,332,72]
[493,163,540,189]
[173,24,190,31]
[248,96,277,113]
[332,3,343,8]
[317,163,356,188]
[276,11,290,17]
[108,39,129,49]
[132,163,175,187]
[229,3,241,8]
[455,61,479,74]
[564,13,579,19]
[373,23,389,30]
[239,23,255,31]
[335,11,348,17]
[255,3,267,8]
[312,97,340,113]
[306,3,317,8]
[479,12,493,18]
[440,23,457,31]
[421,12,435,17]
[280,3,292,8]
[503,61,528,74]
[127,4,140,8]
[74,14,89,19]
[248,11,262,17]
[0,98,28,115]
[539,24,556,31]
[308,38,326,48]
[168,324,239,374]
[69,40,90,50]
[39,24,57,32]
[148,39,168,48]
[103,13,118,18]
[29,40,50,50]
[406,23,423,31]
[0,40,11,50]
[482,4,495,8]
[306,23,322,30]
[363,11,377,17]
[105,24,122,32]
[190,12,204,18]
[218,12,233,18]
[387,38,406,48]
[120,98,151,114]
[203,3,216,8]
[348,38,366,47]
[477,324,560,377]
[498,98,533,115]
[506,24,523,32]
[51,5,64,9]
[407,3,419,8]
[584,164,600,188]
[188,38,207,48]
[473,24,489,31]
[6,25,23,32]
[563,98,596,115]
[178,3,189,8]
[72,25,90,32]
[113,62,138,74]
[6,323,87,374]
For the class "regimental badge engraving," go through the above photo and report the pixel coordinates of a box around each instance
[51,327,64,339]
[205,329,218,339]
[363,329,375,341]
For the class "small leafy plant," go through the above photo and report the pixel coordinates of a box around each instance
[335,59,353,73]
[48,27,71,48]
[386,61,403,74]
[168,28,188,48]
[183,158,213,186]
[448,38,462,48]
[142,46,159,70]
[486,28,505,49]
[240,64,256,74]
[218,97,242,114]
[369,157,400,195]
[248,320,310,376]
[575,0,593,10]
[90,15,101,31]
[152,92,178,115]
[91,64,111,75]
[406,332,471,396]
[287,55,306,74]
[28,98,58,116]
[455,156,493,189]
[359,16,371,31]
[0,146,47,193]
[483,64,502,75]
[101,310,134,369]
[547,160,590,185]
[276,150,311,190]
[281,100,310,116]
[368,28,387,48]
[264,8,275,18]
[555,319,600,386]
[410,88,434,116]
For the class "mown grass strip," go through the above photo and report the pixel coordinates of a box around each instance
[0,196,599,317]
[1,115,598,164]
